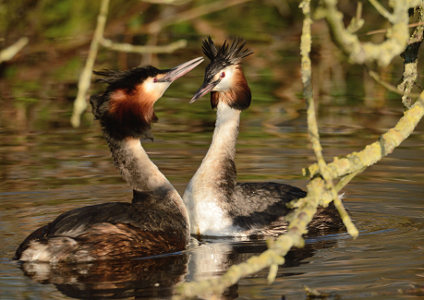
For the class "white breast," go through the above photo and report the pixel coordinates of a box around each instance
[184,179,243,237]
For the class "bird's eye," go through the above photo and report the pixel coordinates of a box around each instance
[153,77,158,83]
[220,72,225,78]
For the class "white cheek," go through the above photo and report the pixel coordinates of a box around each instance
[214,77,232,91]
[212,67,235,92]
[144,78,171,99]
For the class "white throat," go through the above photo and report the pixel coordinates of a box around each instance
[183,101,243,236]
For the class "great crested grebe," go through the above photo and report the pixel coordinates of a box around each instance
[14,57,204,263]
[184,37,342,238]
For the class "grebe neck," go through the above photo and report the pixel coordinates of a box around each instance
[206,101,241,165]
[183,100,241,236]
[107,136,189,227]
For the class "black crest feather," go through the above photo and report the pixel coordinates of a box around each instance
[93,67,159,92]
[201,37,252,111]
[202,36,218,60]
[202,36,253,65]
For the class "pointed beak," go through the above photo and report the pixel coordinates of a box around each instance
[157,57,204,83]
[189,79,220,103]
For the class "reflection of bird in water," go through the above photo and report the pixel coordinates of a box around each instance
[20,235,338,299]
[184,37,343,238]
[186,236,340,299]
[14,57,204,263]
[21,253,188,299]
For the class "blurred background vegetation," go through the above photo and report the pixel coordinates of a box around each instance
[0,0,418,128]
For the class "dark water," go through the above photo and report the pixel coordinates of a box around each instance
[1,43,424,299]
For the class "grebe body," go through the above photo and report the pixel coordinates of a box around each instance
[15,57,204,262]
[184,38,342,238]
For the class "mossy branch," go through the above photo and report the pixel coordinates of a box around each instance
[305,3,424,180]
[410,0,424,7]
[303,0,358,239]
[304,94,424,180]
[321,0,409,66]
[398,5,424,108]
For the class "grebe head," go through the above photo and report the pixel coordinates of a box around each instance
[190,37,252,110]
[90,57,204,139]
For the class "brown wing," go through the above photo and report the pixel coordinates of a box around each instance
[76,223,186,259]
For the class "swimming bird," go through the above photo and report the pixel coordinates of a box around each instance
[14,57,204,262]
[184,37,342,238]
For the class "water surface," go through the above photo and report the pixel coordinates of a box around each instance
[0,41,423,299]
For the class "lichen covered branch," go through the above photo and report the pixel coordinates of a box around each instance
[304,94,424,179]
[305,0,424,181]
[398,5,424,107]
[322,0,409,66]
[302,0,358,238]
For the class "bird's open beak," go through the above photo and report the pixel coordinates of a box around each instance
[189,79,220,103]
[157,57,204,83]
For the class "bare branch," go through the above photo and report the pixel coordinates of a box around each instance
[71,0,110,128]
[100,37,187,54]
[141,0,190,5]
[368,70,420,98]
[368,0,394,22]
[145,0,252,34]
[0,37,29,63]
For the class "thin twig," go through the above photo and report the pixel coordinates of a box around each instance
[71,0,110,128]
[100,37,187,53]
[368,0,394,22]
[347,1,364,33]
[366,21,424,36]
[369,70,420,98]
[142,0,190,5]
[0,37,29,63]
[145,0,253,33]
